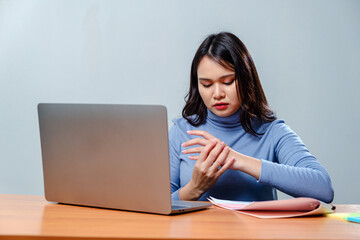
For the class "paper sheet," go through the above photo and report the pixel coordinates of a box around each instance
[209,196,335,219]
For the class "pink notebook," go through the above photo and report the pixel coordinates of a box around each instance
[208,197,335,219]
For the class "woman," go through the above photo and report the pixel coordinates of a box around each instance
[169,32,334,203]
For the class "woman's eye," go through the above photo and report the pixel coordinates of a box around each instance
[224,79,235,85]
[202,84,212,88]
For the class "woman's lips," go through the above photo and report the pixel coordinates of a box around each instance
[214,103,228,110]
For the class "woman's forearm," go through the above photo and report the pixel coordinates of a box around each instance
[229,150,262,180]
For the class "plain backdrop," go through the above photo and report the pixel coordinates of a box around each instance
[0,0,359,203]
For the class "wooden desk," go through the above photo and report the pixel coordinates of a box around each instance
[0,194,359,240]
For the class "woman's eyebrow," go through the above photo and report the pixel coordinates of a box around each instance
[198,74,235,81]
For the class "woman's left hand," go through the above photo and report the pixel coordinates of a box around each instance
[182,130,238,170]
[182,130,262,180]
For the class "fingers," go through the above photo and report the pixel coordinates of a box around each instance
[187,130,217,141]
[183,146,203,154]
[209,146,230,172]
[202,141,226,169]
[195,141,234,177]
[196,139,217,163]
[216,157,235,176]
[188,155,199,160]
[183,131,231,178]
[182,137,218,155]
[187,142,230,165]
[182,130,221,155]
[182,137,208,147]
[186,141,235,196]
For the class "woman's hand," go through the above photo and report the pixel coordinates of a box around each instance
[179,130,262,201]
[182,130,233,163]
[178,132,235,201]
[183,130,242,170]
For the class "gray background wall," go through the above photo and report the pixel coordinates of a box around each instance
[0,0,359,203]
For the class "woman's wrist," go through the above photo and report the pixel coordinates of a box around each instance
[178,180,204,201]
[229,150,262,180]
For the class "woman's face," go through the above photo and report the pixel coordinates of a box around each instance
[197,56,241,117]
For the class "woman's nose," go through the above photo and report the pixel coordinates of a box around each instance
[213,84,225,99]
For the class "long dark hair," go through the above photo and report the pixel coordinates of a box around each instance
[182,32,276,136]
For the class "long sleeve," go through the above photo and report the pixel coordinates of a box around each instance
[258,123,334,203]
[168,112,334,203]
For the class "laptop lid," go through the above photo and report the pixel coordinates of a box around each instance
[38,103,211,215]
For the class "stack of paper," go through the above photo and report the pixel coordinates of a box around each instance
[208,197,335,219]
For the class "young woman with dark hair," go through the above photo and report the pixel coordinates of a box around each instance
[169,32,334,203]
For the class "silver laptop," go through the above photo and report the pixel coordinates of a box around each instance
[38,103,211,215]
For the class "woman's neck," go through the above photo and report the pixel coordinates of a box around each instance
[206,109,242,128]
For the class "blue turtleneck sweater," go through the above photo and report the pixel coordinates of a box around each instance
[169,110,334,203]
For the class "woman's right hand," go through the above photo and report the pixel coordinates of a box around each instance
[178,139,235,200]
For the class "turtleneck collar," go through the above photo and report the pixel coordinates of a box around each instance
[206,109,242,129]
